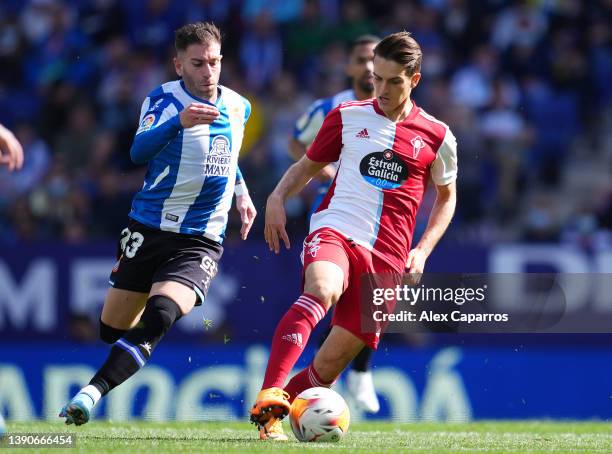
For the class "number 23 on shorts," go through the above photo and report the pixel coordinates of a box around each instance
[120,228,145,259]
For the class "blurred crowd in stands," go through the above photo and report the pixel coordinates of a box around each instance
[0,0,611,247]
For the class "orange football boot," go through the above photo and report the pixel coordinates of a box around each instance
[258,416,288,441]
[250,387,291,441]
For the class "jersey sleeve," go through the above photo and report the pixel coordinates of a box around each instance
[243,98,251,125]
[431,127,458,185]
[234,97,250,196]
[235,166,248,196]
[293,99,327,145]
[130,92,182,164]
[135,92,181,135]
[305,107,343,163]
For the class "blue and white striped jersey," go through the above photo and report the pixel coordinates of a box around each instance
[293,89,355,145]
[128,80,251,243]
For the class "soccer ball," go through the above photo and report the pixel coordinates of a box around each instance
[289,387,350,442]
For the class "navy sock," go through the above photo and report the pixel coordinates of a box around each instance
[90,295,182,396]
[351,347,373,372]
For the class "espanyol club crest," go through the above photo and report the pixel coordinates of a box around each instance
[410,135,425,159]
[210,135,231,156]
[204,135,232,176]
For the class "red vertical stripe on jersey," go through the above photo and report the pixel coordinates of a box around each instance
[372,121,423,272]
[306,107,343,163]
[372,109,449,271]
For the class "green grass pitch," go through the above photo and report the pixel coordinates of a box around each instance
[3,420,612,453]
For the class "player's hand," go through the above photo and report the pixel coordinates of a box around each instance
[405,248,427,286]
[236,193,257,240]
[0,124,24,172]
[314,164,336,182]
[179,103,219,128]
[264,194,290,254]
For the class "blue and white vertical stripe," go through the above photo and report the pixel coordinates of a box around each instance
[129,80,251,243]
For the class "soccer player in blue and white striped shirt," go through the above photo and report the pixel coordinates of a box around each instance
[60,22,256,426]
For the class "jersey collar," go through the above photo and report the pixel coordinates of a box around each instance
[179,80,223,107]
[372,98,419,124]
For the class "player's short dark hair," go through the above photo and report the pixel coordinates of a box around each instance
[374,32,422,76]
[351,34,381,50]
[175,22,221,52]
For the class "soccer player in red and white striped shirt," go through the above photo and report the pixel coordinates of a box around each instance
[250,32,458,440]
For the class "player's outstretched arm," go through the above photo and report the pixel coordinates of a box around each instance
[265,156,329,253]
[405,181,456,283]
[0,123,24,172]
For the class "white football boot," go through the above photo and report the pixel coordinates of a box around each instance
[347,370,380,413]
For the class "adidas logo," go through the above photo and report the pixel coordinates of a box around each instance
[356,128,370,139]
[281,333,303,348]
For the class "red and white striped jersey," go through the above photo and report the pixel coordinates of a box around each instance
[306,98,457,272]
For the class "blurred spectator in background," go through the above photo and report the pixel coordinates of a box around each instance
[186,0,231,26]
[450,45,497,110]
[479,77,531,221]
[122,0,183,50]
[54,102,98,175]
[240,11,283,92]
[522,74,578,186]
[334,0,375,44]
[491,0,547,52]
[79,0,126,46]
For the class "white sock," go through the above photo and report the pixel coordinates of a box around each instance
[79,385,102,406]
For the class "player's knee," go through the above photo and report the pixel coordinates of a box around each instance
[305,280,341,308]
[99,318,126,344]
[141,294,183,335]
